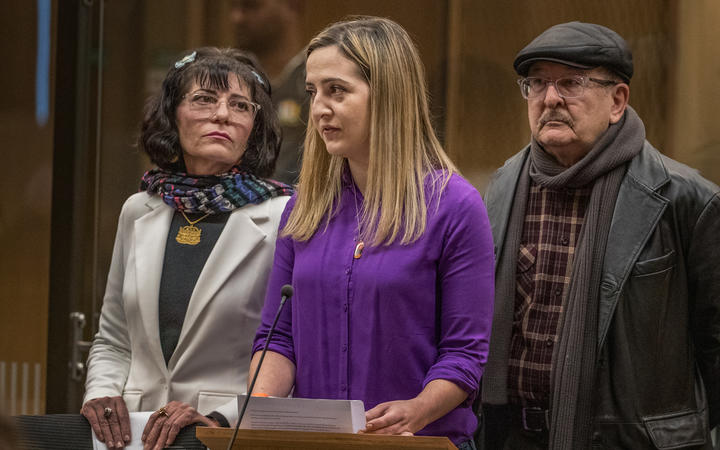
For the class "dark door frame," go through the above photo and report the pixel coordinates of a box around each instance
[46,0,104,414]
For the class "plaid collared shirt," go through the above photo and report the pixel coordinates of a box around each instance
[507,181,592,408]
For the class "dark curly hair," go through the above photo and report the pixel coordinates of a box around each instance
[139,47,281,177]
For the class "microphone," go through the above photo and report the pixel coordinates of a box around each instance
[226,284,293,450]
[280,284,294,300]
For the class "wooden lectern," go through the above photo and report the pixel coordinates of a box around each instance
[196,427,458,449]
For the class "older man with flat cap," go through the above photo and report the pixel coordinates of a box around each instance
[479,22,720,449]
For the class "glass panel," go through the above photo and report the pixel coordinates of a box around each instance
[0,0,55,415]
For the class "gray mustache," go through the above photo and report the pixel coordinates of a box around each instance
[539,113,574,128]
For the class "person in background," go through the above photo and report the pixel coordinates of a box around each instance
[230,0,307,185]
[480,22,720,449]
[249,16,495,450]
[81,47,291,450]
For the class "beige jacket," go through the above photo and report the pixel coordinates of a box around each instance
[84,192,289,423]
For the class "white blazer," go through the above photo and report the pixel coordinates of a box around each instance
[84,192,290,423]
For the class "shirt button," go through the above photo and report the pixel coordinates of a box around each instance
[342,344,347,352]
[561,237,569,245]
[555,288,562,296]
[345,268,350,275]
[546,338,553,347]
[340,384,347,391]
[343,304,348,312]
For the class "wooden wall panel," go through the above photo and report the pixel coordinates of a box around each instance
[667,0,720,185]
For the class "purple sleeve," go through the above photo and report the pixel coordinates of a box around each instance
[252,195,297,364]
[423,182,495,405]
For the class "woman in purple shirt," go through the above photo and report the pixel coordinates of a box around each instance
[251,17,494,449]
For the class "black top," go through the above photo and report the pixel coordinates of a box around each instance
[158,211,229,365]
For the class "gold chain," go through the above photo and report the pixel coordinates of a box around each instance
[180,210,210,225]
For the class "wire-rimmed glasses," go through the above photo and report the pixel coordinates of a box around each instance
[518,76,619,99]
[183,90,261,121]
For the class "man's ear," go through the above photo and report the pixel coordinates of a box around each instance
[609,83,630,124]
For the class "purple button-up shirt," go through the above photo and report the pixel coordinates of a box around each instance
[253,172,494,444]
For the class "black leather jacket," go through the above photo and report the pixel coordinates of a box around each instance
[484,142,720,449]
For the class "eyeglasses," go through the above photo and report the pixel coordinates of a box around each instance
[182,90,261,121]
[518,76,619,99]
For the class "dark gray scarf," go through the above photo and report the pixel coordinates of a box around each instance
[483,106,645,449]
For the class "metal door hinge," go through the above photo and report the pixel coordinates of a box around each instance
[69,312,93,382]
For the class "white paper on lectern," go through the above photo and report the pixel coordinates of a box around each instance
[91,411,152,450]
[236,395,366,433]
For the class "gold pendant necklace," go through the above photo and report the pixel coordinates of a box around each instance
[176,211,210,245]
[353,241,365,259]
[351,183,364,259]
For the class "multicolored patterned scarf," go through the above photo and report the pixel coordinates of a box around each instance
[140,166,293,214]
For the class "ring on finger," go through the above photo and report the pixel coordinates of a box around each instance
[157,406,168,417]
[103,407,112,418]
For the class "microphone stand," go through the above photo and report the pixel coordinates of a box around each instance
[225,285,292,450]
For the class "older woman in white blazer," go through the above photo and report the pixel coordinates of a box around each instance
[81,47,291,450]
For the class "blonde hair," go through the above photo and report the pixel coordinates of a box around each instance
[283,16,456,246]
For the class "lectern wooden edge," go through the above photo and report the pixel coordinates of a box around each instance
[196,426,458,449]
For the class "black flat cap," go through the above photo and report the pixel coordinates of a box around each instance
[514,21,633,83]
